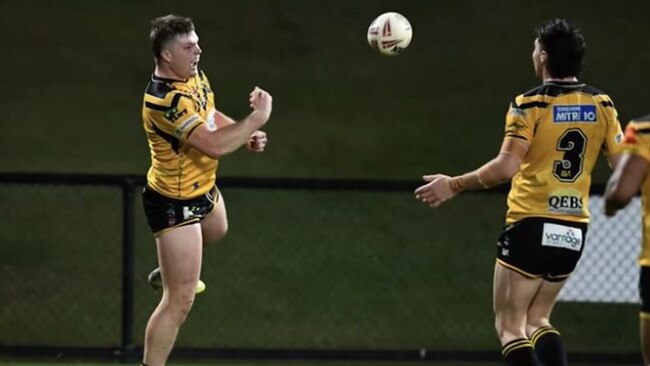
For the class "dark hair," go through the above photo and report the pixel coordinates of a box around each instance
[150,14,195,59]
[535,18,586,78]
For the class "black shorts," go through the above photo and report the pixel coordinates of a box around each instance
[640,266,650,314]
[142,185,219,236]
[496,217,588,282]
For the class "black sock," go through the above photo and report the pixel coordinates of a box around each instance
[531,326,567,366]
[501,338,539,366]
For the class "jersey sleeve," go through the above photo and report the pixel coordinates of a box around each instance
[504,96,534,142]
[148,92,205,142]
[599,97,625,156]
[623,121,650,162]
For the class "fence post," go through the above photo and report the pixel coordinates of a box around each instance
[120,179,136,362]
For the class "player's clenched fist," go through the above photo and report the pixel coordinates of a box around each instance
[249,86,272,123]
[247,130,267,152]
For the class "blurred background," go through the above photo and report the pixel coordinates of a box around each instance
[1,0,649,365]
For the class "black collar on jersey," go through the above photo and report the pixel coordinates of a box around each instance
[544,80,583,86]
[151,73,187,83]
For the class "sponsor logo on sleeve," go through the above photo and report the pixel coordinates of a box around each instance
[174,114,201,137]
[206,108,217,131]
[164,107,188,122]
[541,223,583,251]
[553,105,597,123]
[615,132,623,144]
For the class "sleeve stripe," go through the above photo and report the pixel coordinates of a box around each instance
[186,123,202,139]
[144,93,185,111]
[145,101,168,111]
[517,101,549,110]
[505,134,528,141]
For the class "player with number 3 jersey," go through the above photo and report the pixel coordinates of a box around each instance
[415,18,623,366]
[504,81,622,224]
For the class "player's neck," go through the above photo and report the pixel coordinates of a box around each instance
[544,77,578,83]
[543,71,578,83]
[154,64,187,82]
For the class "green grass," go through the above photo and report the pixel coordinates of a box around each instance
[0,362,500,366]
[0,361,637,366]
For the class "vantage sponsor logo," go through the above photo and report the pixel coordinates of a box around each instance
[541,223,582,251]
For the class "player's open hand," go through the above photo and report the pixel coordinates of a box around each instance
[247,130,267,152]
[414,174,457,208]
[249,86,272,125]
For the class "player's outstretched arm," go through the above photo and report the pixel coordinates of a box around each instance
[604,154,648,216]
[415,138,528,208]
[187,87,272,158]
[212,110,268,152]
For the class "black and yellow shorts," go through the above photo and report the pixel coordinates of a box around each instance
[496,217,588,282]
[142,185,219,236]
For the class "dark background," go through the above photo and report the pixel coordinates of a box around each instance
[3,0,649,180]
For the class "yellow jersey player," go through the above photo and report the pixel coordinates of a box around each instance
[141,14,272,366]
[415,19,623,366]
[604,115,650,366]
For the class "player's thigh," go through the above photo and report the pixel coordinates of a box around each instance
[493,262,543,322]
[525,279,566,332]
[155,223,203,297]
[201,191,228,245]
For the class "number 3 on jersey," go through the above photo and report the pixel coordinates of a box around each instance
[553,129,586,182]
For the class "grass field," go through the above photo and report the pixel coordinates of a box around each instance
[0,361,636,366]
[0,362,503,366]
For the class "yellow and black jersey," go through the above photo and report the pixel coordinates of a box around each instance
[142,70,218,199]
[504,80,624,224]
[621,115,650,266]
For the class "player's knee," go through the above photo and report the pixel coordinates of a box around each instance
[526,307,550,329]
[525,315,550,331]
[494,311,526,340]
[204,221,228,245]
[163,295,195,324]
[494,314,508,337]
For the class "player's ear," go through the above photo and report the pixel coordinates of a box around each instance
[539,50,548,65]
[160,49,172,63]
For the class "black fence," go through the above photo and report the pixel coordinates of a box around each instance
[0,172,641,364]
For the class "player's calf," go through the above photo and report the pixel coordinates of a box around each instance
[529,326,566,366]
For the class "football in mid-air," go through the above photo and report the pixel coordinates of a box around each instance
[367,12,412,56]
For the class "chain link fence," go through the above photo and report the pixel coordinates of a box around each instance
[0,174,641,361]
